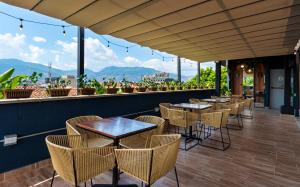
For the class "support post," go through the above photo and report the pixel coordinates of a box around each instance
[215,61,221,96]
[294,51,299,116]
[177,56,181,82]
[264,62,270,108]
[77,27,85,84]
[197,62,200,88]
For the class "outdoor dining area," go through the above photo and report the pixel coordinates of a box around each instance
[42,96,253,187]
[1,0,300,187]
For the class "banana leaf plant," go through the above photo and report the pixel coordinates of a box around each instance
[0,68,26,99]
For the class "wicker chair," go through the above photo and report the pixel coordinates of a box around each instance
[120,115,165,149]
[242,98,254,119]
[168,108,199,150]
[199,109,231,151]
[115,134,181,187]
[46,135,115,187]
[226,102,244,129]
[66,115,113,148]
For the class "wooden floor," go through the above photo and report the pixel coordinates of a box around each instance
[2,109,300,187]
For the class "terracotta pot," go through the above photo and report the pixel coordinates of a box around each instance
[79,88,95,95]
[106,88,119,94]
[160,87,167,91]
[137,87,147,92]
[193,86,198,89]
[122,87,134,93]
[48,88,70,97]
[169,87,175,91]
[4,89,34,99]
[149,87,158,91]
[177,86,183,90]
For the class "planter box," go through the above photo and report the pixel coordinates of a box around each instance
[148,87,158,91]
[122,87,134,93]
[160,87,167,91]
[4,89,34,99]
[106,88,119,94]
[48,89,70,97]
[169,87,175,91]
[136,87,147,92]
[79,88,95,95]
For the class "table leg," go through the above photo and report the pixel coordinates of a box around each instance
[112,139,119,187]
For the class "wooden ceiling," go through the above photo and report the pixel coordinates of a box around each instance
[3,0,300,62]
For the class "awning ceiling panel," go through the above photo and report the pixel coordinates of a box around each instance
[2,0,300,62]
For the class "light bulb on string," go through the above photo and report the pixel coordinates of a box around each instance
[172,58,174,62]
[151,50,154,55]
[19,18,23,31]
[163,57,165,61]
[62,26,66,36]
[126,47,129,54]
[107,41,110,48]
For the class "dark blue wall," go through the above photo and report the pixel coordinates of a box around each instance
[0,89,214,173]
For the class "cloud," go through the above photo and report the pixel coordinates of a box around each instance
[0,33,215,77]
[33,36,46,43]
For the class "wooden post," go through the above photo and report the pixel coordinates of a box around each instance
[215,61,221,96]
[77,27,85,83]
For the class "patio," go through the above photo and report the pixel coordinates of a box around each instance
[0,0,300,187]
[0,108,299,187]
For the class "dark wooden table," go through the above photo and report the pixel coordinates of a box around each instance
[77,117,157,187]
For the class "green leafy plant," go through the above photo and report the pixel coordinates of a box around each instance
[19,72,42,88]
[120,78,132,89]
[103,77,117,88]
[77,74,93,88]
[91,79,105,94]
[49,79,71,89]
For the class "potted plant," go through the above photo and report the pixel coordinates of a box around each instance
[184,82,191,90]
[136,82,147,92]
[91,79,105,95]
[104,78,119,94]
[169,81,176,90]
[176,82,183,90]
[159,82,167,91]
[121,78,134,93]
[2,71,42,99]
[77,74,95,95]
[48,78,71,97]
[144,79,157,91]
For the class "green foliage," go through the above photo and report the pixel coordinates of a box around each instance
[49,79,71,89]
[78,74,93,88]
[243,76,254,86]
[185,67,230,95]
[142,78,157,88]
[91,79,105,94]
[103,77,117,88]
[120,78,132,88]
[20,72,42,87]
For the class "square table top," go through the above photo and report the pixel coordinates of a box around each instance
[172,103,212,110]
[201,98,230,103]
[76,117,157,140]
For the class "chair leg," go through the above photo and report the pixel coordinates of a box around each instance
[226,126,231,144]
[90,179,93,186]
[174,166,180,187]
[141,181,144,187]
[50,170,56,187]
[184,128,187,151]
[240,114,244,128]
[220,127,225,151]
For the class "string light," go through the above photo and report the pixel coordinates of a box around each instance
[62,26,66,36]
[19,18,23,31]
[0,10,185,62]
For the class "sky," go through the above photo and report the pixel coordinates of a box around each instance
[0,2,215,77]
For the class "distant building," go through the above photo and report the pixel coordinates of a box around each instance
[143,72,170,83]
[60,75,76,87]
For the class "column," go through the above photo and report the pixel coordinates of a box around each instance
[177,56,181,82]
[77,27,85,80]
[197,61,200,88]
[215,61,221,96]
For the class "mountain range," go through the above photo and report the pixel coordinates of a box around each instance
[0,59,189,82]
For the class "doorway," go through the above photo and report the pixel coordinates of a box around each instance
[270,69,284,109]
